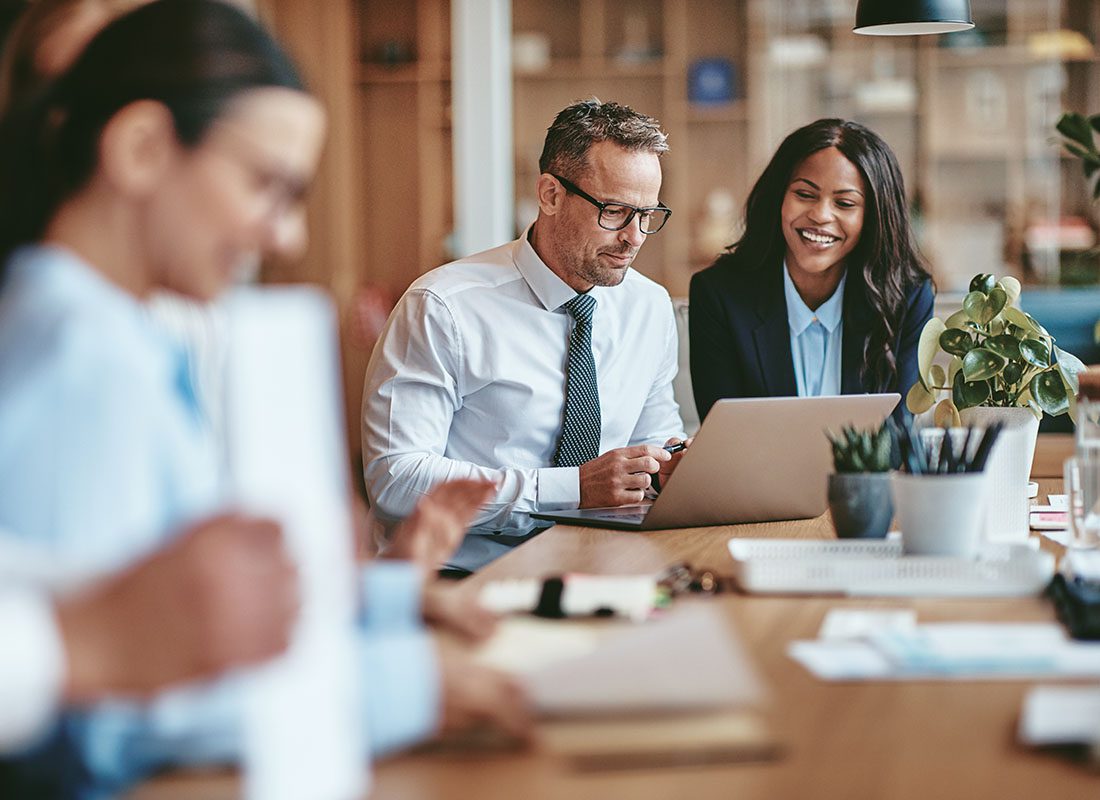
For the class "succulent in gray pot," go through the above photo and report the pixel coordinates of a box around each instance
[827,423,894,539]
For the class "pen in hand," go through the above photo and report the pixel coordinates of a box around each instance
[651,441,687,494]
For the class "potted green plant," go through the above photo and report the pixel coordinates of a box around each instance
[905,272,1086,540]
[826,423,894,539]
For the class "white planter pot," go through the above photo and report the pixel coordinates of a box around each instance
[892,472,988,556]
[958,406,1040,543]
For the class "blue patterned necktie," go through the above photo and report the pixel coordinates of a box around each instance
[554,294,601,467]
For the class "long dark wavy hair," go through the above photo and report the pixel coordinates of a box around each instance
[726,118,932,392]
[0,0,306,273]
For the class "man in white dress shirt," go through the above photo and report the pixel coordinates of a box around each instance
[362,99,690,573]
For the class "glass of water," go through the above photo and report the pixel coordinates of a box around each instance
[1065,453,1100,548]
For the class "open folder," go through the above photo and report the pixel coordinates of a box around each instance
[475,602,780,769]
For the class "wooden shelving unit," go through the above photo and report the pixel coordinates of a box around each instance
[257,0,1100,456]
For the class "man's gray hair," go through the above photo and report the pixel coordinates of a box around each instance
[538,98,669,179]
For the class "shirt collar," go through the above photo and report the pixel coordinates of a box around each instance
[783,260,847,335]
[513,223,600,312]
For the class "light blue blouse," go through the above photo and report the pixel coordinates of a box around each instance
[782,262,846,397]
[0,245,437,793]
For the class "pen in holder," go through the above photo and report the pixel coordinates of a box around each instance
[890,421,1001,556]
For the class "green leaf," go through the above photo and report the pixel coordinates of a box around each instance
[962,348,1007,381]
[1090,113,1100,133]
[947,356,963,385]
[1006,323,1028,340]
[906,379,936,414]
[1025,312,1052,339]
[1031,370,1069,417]
[985,333,1021,361]
[1066,370,1079,426]
[1002,361,1024,386]
[934,398,961,428]
[1054,345,1086,377]
[953,370,990,409]
[963,290,991,324]
[997,276,1022,306]
[917,317,947,388]
[1065,140,1096,161]
[1003,306,1043,337]
[1019,338,1051,368]
[968,274,997,294]
[944,309,971,330]
[1057,112,1097,150]
[985,286,1007,320]
[940,328,975,357]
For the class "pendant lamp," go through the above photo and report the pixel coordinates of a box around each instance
[853,0,974,36]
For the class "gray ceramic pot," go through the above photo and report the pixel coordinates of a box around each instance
[828,472,893,539]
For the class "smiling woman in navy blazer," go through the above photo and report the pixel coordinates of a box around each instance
[689,118,934,422]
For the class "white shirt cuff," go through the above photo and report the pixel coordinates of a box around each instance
[536,467,580,510]
[0,590,66,752]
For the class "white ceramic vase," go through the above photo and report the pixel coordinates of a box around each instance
[958,406,1040,543]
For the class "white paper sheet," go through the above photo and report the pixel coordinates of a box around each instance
[224,288,363,800]
[1019,685,1100,745]
[790,623,1100,681]
[479,604,765,716]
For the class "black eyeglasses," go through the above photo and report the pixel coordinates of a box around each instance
[551,173,672,235]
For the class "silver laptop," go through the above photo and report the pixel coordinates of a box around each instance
[531,394,900,531]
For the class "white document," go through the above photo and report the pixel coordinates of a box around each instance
[818,609,917,641]
[486,604,766,716]
[1019,685,1100,745]
[791,623,1100,681]
[224,288,364,800]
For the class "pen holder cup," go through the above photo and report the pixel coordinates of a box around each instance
[920,420,1035,544]
[891,472,989,556]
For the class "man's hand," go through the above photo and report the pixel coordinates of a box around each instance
[56,514,297,701]
[387,478,497,571]
[423,581,498,642]
[437,639,533,743]
[578,445,670,508]
[656,436,694,492]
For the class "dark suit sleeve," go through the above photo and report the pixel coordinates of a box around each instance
[893,278,935,417]
[689,268,742,422]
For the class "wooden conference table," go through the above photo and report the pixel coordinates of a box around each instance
[137,441,1099,800]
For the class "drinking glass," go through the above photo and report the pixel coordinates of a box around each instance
[1064,453,1100,549]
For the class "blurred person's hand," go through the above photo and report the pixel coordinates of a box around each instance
[56,514,297,700]
[386,478,496,571]
[436,639,533,744]
[422,581,497,643]
[1080,367,1100,401]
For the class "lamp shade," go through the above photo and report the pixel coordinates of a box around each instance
[853,0,974,36]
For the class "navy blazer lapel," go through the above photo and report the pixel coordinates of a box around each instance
[749,266,798,396]
[841,281,872,394]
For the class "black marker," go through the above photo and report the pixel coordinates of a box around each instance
[651,442,687,493]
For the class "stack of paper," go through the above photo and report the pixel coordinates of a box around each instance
[475,604,780,768]
[790,610,1100,681]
